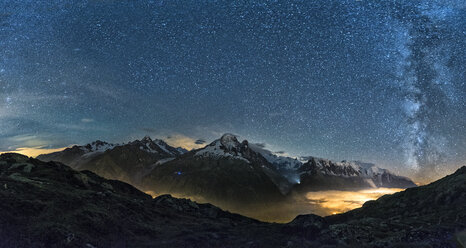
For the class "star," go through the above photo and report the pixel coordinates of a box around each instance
[0,0,464,183]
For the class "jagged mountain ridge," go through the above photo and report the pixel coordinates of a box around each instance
[1,153,464,247]
[37,136,186,185]
[36,140,116,168]
[248,143,302,171]
[194,133,271,164]
[204,135,415,189]
[295,157,417,191]
[142,134,291,209]
[37,133,417,212]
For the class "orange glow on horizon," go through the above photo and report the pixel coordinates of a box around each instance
[306,188,405,215]
[162,134,205,150]
[0,147,69,158]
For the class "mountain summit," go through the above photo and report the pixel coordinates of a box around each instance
[194,134,272,165]
[219,133,242,150]
[142,134,289,209]
[37,136,186,185]
[37,134,417,218]
[295,158,417,191]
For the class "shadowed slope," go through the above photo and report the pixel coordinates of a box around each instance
[1,153,464,247]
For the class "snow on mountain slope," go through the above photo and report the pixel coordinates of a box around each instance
[38,133,415,191]
[80,140,117,158]
[37,136,190,186]
[142,134,293,207]
[299,157,406,180]
[193,134,298,169]
[194,134,250,163]
[38,136,187,171]
[131,136,187,157]
[352,161,388,177]
[298,157,417,189]
[155,157,176,165]
[85,140,116,152]
[193,134,413,189]
[248,143,302,170]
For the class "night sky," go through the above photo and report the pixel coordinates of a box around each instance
[1,0,465,182]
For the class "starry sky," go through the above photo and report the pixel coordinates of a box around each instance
[1,0,465,182]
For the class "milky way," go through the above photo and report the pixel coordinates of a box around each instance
[385,1,465,178]
[0,0,464,181]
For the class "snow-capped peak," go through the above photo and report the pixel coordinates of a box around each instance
[312,159,416,188]
[219,133,241,151]
[248,143,302,170]
[134,136,183,156]
[195,134,305,170]
[300,157,409,182]
[78,140,116,158]
[141,136,153,143]
[350,161,388,177]
[84,140,115,153]
[194,134,249,163]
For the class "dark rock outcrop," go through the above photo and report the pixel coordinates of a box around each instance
[0,153,296,248]
[0,153,464,247]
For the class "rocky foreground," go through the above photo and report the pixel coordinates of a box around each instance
[0,153,465,247]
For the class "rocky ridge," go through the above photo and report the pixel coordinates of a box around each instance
[1,153,464,247]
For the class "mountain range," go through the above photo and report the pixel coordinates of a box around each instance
[295,158,416,192]
[38,137,186,186]
[1,153,464,247]
[38,134,417,216]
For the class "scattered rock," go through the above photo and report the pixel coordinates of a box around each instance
[455,230,466,248]
[73,173,90,188]
[286,214,327,239]
[101,182,113,191]
[23,163,35,173]
[203,207,219,218]
[0,153,464,248]
[8,172,42,184]
[9,163,29,170]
